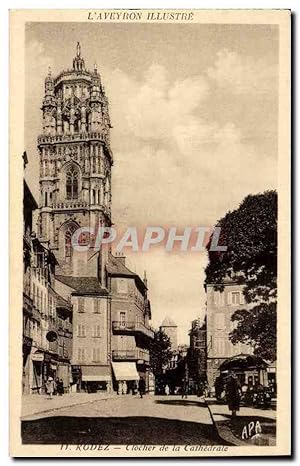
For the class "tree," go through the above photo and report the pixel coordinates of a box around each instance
[149,329,173,376]
[205,190,277,361]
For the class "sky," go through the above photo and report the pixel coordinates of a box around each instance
[25,22,279,344]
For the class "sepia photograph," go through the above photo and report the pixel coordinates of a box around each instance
[9,9,291,457]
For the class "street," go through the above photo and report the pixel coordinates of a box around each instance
[21,395,229,445]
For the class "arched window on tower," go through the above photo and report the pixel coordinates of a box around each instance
[65,230,72,260]
[66,166,79,200]
[64,222,79,261]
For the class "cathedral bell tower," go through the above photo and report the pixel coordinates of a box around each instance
[37,43,113,280]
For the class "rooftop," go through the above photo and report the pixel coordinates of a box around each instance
[161,316,177,328]
[55,275,108,296]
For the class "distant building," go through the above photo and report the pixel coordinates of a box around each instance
[168,344,189,370]
[205,281,253,389]
[160,316,178,351]
[188,317,207,386]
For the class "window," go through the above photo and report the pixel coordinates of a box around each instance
[66,166,79,199]
[214,292,224,306]
[77,324,86,337]
[77,348,85,362]
[64,223,79,260]
[36,288,40,310]
[93,299,100,314]
[231,291,245,305]
[117,279,128,294]
[65,231,72,258]
[119,312,126,327]
[32,283,35,304]
[214,338,225,355]
[92,347,101,362]
[78,298,85,313]
[92,325,101,338]
[215,312,225,330]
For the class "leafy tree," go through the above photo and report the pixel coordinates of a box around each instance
[205,190,277,361]
[149,329,173,376]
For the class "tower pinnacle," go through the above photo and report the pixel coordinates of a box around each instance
[73,42,85,71]
[76,41,81,57]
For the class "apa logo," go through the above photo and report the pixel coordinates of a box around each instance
[241,420,262,440]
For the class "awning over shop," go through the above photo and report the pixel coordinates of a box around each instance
[112,362,139,381]
[219,353,268,372]
[81,365,111,382]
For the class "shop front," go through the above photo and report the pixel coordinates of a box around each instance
[31,351,44,394]
[22,336,32,394]
[111,362,139,394]
[57,362,72,391]
[81,366,112,393]
[218,353,269,387]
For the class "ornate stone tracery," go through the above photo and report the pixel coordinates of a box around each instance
[37,43,113,275]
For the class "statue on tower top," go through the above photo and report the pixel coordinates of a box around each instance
[73,42,85,72]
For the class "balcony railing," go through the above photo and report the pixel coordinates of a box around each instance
[112,349,150,363]
[112,321,154,339]
[52,201,89,210]
[37,131,109,146]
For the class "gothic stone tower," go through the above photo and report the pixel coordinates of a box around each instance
[160,316,178,351]
[38,43,113,280]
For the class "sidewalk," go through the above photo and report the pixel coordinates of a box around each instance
[206,398,276,446]
[22,392,115,420]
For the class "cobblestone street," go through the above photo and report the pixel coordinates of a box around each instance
[21,395,229,445]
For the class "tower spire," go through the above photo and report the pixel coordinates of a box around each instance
[76,41,81,57]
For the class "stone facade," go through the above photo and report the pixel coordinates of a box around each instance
[34,44,153,393]
[108,254,153,392]
[36,44,113,390]
[160,316,178,351]
[206,282,253,389]
[37,42,112,282]
[23,177,73,394]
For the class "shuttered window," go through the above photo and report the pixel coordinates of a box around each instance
[92,325,101,338]
[77,324,86,337]
[78,348,86,362]
[78,298,85,313]
[92,347,101,362]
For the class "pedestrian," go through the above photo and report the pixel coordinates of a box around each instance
[45,376,55,400]
[57,378,64,396]
[225,372,240,419]
[165,384,170,396]
[214,375,224,401]
[122,380,127,395]
[54,377,59,395]
[181,380,188,399]
[138,377,146,399]
[117,381,122,395]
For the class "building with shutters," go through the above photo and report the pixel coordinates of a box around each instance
[205,280,253,389]
[107,253,153,393]
[23,161,73,394]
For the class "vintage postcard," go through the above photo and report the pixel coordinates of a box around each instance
[10,9,291,457]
